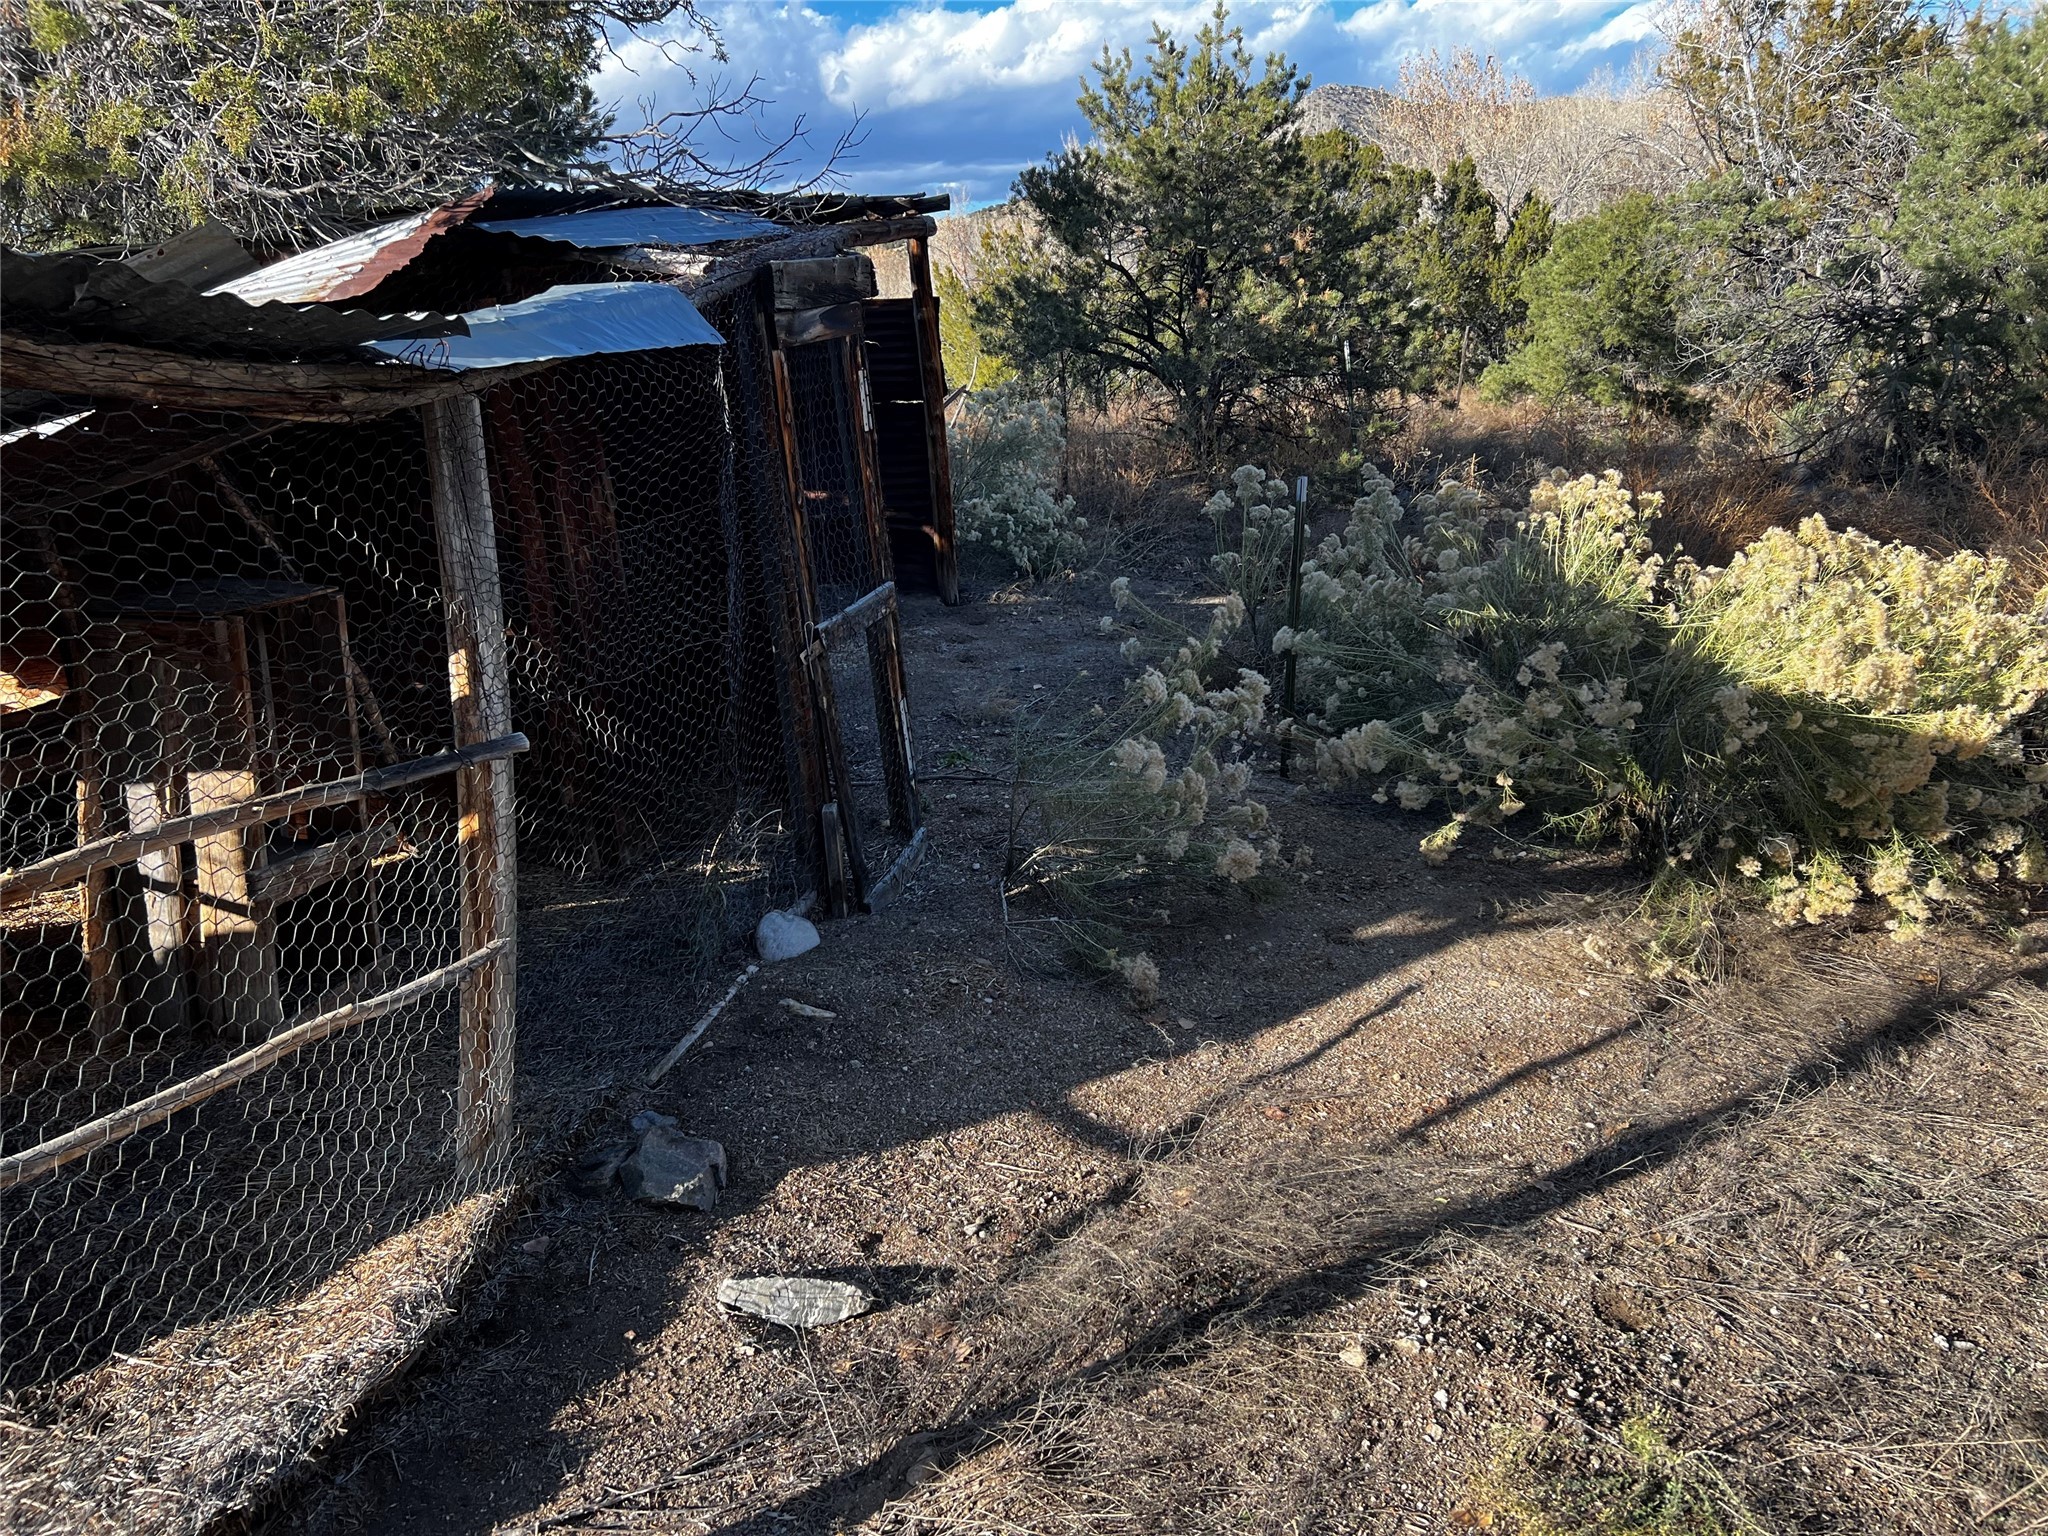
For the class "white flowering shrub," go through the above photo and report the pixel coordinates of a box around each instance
[1008,583,1281,986]
[1206,465,1300,648]
[947,385,1087,579]
[1265,463,2048,951]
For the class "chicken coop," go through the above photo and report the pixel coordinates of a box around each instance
[0,189,959,1407]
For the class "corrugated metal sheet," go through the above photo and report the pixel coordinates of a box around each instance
[122,220,259,290]
[366,283,722,371]
[472,205,785,249]
[208,196,487,304]
[0,248,465,359]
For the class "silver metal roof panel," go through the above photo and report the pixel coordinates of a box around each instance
[366,282,722,370]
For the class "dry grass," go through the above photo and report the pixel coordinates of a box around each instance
[1059,398,1206,535]
[0,1190,519,1536]
[1390,393,2048,586]
[768,940,2048,1534]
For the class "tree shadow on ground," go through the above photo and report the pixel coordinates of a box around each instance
[283,823,1603,1533]
[685,965,1994,1532]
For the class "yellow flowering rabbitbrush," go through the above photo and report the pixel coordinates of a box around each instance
[1219,461,2045,941]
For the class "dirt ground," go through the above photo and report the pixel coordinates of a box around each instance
[272,534,2048,1536]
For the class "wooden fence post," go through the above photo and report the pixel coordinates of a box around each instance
[423,395,518,1176]
[905,235,961,605]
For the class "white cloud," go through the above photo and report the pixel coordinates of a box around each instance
[1566,0,1667,56]
[1337,0,1650,84]
[590,0,1654,196]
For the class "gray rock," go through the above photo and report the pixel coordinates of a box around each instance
[620,1127,728,1211]
[755,908,821,962]
[571,1140,634,1196]
[715,1275,873,1328]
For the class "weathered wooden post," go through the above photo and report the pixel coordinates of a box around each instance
[423,394,518,1175]
[904,234,961,605]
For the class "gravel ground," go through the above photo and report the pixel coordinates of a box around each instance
[275,547,2047,1536]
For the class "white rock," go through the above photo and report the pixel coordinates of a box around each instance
[756,909,821,962]
[716,1275,873,1328]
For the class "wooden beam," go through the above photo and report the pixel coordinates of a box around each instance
[764,255,878,312]
[423,396,519,1177]
[246,821,403,908]
[0,334,552,421]
[758,301,855,915]
[867,609,921,839]
[906,236,961,604]
[842,329,893,591]
[812,581,897,650]
[775,303,864,347]
[0,733,528,904]
[866,826,927,912]
[33,527,123,1037]
[189,763,283,1040]
[0,939,509,1192]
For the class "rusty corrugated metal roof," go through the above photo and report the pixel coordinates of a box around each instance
[207,193,490,304]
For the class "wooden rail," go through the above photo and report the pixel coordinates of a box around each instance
[0,733,529,904]
[812,581,896,652]
[0,939,511,1191]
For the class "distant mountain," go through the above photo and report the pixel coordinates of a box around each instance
[929,202,1018,284]
[1299,84,1400,139]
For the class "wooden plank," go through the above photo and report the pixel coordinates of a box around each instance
[818,802,850,920]
[0,732,528,904]
[843,329,893,591]
[0,938,510,1192]
[865,826,927,913]
[247,821,403,908]
[906,236,961,604]
[764,256,878,312]
[758,301,850,914]
[679,217,934,312]
[188,765,283,1039]
[807,644,870,915]
[813,581,897,651]
[33,526,124,1037]
[867,609,921,838]
[122,778,191,1030]
[423,395,519,1176]
[776,303,864,347]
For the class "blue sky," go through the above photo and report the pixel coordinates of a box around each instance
[596,1,1666,207]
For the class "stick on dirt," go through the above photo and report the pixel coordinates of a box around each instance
[646,963,760,1086]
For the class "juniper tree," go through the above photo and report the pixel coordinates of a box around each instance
[0,0,826,251]
[974,3,1377,464]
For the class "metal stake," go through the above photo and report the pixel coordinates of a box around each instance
[1280,474,1308,777]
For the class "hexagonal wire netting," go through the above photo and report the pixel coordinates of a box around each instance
[0,301,853,1525]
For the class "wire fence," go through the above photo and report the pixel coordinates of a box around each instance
[0,303,884,1528]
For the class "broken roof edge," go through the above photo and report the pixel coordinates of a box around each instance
[206,188,949,309]
[1,246,468,359]
[665,214,938,316]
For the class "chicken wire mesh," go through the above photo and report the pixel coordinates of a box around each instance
[1,405,492,1404]
[0,304,877,1529]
